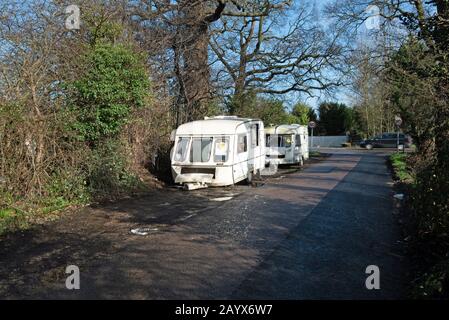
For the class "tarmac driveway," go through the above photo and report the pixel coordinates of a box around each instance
[0,149,406,299]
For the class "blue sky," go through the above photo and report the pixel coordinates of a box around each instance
[292,0,384,111]
[283,0,354,111]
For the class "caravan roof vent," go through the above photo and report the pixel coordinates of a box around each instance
[205,115,239,120]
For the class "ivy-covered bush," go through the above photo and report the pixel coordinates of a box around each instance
[71,43,150,143]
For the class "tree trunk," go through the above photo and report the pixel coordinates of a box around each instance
[182,22,210,121]
[177,0,226,121]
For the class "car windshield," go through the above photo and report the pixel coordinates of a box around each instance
[190,137,213,163]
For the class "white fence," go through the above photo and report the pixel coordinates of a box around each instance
[309,135,348,148]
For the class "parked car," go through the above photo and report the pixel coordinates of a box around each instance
[171,116,265,190]
[360,133,410,150]
[265,124,309,166]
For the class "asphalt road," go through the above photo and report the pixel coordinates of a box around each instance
[0,148,407,299]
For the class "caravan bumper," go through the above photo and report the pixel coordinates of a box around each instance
[175,173,214,185]
[172,166,235,188]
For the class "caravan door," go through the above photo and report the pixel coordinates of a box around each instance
[283,135,293,162]
[249,124,261,170]
[301,131,309,160]
[294,134,302,163]
[234,133,249,182]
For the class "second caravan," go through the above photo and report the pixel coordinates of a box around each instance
[265,124,309,166]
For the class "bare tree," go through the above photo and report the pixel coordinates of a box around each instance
[131,0,297,122]
[209,1,346,99]
[350,46,395,137]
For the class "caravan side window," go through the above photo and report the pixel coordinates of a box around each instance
[237,134,247,153]
[214,137,230,162]
[295,135,302,147]
[251,124,259,147]
[190,137,213,163]
[174,137,190,162]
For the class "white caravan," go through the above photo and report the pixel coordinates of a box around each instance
[265,124,309,166]
[171,116,265,190]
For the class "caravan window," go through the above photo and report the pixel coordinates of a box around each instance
[214,137,230,162]
[266,135,274,147]
[237,134,247,153]
[284,135,292,148]
[190,137,213,163]
[174,137,190,162]
[266,135,292,148]
[251,124,259,147]
[295,135,302,147]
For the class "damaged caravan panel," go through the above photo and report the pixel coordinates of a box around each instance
[265,124,309,166]
[171,116,265,190]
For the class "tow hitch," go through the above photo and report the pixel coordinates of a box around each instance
[184,183,208,191]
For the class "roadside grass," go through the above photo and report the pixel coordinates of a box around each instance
[0,174,150,237]
[310,151,323,157]
[390,152,414,184]
[0,197,77,236]
[0,207,29,235]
